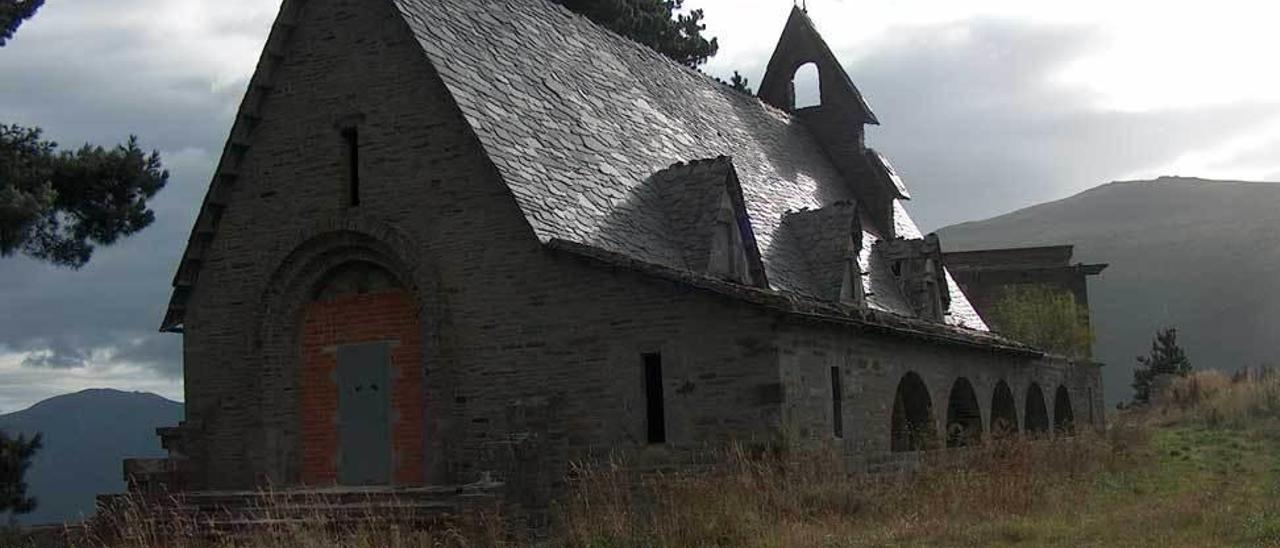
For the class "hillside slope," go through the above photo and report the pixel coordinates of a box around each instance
[0,389,183,525]
[939,177,1280,403]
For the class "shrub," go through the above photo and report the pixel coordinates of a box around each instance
[1163,369,1280,429]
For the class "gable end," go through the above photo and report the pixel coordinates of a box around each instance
[161,0,307,333]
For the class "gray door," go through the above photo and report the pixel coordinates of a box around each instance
[336,343,393,486]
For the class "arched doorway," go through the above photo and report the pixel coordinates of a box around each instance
[1025,383,1049,436]
[990,380,1018,438]
[1054,385,1075,435]
[891,372,937,452]
[300,261,424,486]
[946,377,983,447]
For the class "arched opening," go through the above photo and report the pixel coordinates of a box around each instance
[792,62,820,109]
[311,260,402,300]
[945,377,983,447]
[990,380,1018,438]
[1024,383,1049,436]
[1054,385,1075,435]
[891,372,937,452]
[300,261,425,487]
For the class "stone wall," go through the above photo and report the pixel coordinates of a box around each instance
[776,320,1104,465]
[180,0,782,491]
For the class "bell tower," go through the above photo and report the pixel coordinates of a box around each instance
[758,7,909,238]
[757,6,878,127]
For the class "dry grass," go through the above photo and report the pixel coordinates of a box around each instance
[557,430,1142,548]
[1163,369,1280,428]
[69,491,511,548]
[38,372,1280,547]
[556,371,1280,547]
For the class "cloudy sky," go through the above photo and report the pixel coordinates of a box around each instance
[1,0,1278,412]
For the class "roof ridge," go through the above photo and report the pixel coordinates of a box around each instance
[522,0,805,124]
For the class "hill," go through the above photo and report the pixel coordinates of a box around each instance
[0,389,183,525]
[938,176,1280,403]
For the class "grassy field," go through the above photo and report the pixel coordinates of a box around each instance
[876,423,1280,547]
[561,370,1280,547]
[50,371,1280,547]
[557,423,1280,548]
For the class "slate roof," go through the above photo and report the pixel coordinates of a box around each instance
[161,0,989,334]
[548,239,1031,355]
[391,0,988,331]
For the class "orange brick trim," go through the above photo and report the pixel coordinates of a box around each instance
[299,289,425,485]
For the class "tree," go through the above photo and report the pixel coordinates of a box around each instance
[554,0,719,67]
[0,0,42,46]
[2,3,170,269]
[728,70,752,94]
[1131,327,1193,404]
[988,284,1093,358]
[713,70,754,95]
[0,430,41,517]
[1,125,168,268]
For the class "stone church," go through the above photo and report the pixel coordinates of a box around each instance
[142,0,1103,497]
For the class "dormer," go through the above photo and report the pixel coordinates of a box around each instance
[882,234,951,322]
[646,157,768,287]
[860,149,911,240]
[776,201,866,306]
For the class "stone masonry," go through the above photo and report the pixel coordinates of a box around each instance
[141,0,1105,507]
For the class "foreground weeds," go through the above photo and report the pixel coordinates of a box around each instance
[35,373,1280,547]
[67,491,511,548]
[558,371,1280,547]
[560,430,1140,548]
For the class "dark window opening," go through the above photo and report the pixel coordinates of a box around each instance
[1025,383,1050,436]
[1087,387,1095,425]
[342,127,360,207]
[643,353,666,444]
[830,366,844,439]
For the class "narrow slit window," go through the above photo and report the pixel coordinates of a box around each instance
[643,353,666,444]
[831,366,844,438]
[341,127,360,207]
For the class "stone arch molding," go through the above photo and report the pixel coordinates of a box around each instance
[249,215,442,485]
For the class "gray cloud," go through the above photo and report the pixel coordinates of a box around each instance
[109,336,184,376]
[1200,132,1280,178]
[20,343,89,370]
[0,0,255,391]
[721,19,1280,231]
[0,147,215,379]
[847,19,1280,231]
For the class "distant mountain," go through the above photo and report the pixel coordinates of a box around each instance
[939,176,1280,404]
[0,389,183,525]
